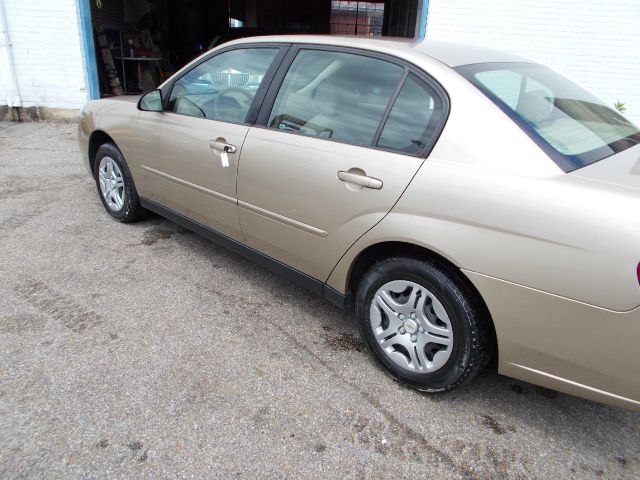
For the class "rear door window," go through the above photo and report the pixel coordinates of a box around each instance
[267,49,405,147]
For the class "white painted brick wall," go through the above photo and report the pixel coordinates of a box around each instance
[0,0,88,110]
[427,0,640,123]
[1,0,638,121]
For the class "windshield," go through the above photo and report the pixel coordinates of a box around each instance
[456,62,640,171]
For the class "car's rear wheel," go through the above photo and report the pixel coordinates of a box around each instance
[94,143,146,223]
[356,257,492,392]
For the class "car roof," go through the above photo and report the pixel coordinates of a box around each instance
[224,35,531,67]
[414,39,530,67]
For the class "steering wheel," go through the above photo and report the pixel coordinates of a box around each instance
[205,87,254,122]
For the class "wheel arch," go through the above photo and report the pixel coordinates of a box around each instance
[345,240,498,362]
[88,130,117,175]
[347,241,453,293]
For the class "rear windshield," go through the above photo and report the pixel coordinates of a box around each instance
[456,62,640,172]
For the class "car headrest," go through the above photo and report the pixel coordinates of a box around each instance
[313,76,358,116]
[517,89,554,124]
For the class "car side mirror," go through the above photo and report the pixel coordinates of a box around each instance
[138,89,163,112]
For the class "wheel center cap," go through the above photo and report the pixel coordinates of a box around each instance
[404,319,418,334]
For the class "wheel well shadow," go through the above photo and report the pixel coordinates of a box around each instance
[88,130,116,174]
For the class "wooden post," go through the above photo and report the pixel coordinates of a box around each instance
[95,26,124,96]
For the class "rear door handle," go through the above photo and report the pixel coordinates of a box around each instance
[337,171,383,190]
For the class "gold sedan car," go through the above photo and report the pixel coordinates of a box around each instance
[78,36,640,411]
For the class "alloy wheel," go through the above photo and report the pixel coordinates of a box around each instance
[98,156,126,212]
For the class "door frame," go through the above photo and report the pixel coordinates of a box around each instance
[154,40,451,156]
[252,42,451,159]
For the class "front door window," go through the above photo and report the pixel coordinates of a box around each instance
[167,48,279,123]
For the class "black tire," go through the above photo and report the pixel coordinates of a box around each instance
[93,143,147,223]
[356,256,493,392]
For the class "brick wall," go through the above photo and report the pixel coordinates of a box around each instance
[1,0,638,120]
[426,0,640,123]
[0,0,88,110]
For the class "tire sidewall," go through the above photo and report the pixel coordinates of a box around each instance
[356,258,474,391]
[93,143,139,222]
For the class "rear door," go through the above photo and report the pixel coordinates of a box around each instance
[135,45,286,240]
[236,46,448,280]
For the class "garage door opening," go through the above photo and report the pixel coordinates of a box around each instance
[87,0,423,97]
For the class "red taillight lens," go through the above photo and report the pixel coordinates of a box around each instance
[637,263,640,286]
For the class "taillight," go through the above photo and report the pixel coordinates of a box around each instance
[637,263,640,286]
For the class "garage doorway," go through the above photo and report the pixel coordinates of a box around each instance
[86,0,423,97]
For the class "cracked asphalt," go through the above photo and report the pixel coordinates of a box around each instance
[0,121,638,479]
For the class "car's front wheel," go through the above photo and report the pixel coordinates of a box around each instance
[356,257,493,392]
[93,142,146,223]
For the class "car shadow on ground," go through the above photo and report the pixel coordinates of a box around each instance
[132,212,637,430]
[153,207,637,475]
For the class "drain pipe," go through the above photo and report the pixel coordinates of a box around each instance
[0,0,22,108]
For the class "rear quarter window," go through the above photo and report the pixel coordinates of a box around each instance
[377,73,446,155]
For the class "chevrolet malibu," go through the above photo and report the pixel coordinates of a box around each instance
[78,35,640,411]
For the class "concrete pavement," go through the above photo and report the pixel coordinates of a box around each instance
[0,121,638,479]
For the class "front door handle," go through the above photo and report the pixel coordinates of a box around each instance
[209,139,237,153]
[337,170,383,190]
[209,138,236,168]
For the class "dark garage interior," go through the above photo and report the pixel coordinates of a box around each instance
[89,0,422,97]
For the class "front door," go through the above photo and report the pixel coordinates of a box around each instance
[136,46,283,240]
[237,47,447,280]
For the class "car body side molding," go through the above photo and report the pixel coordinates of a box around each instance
[139,197,352,308]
